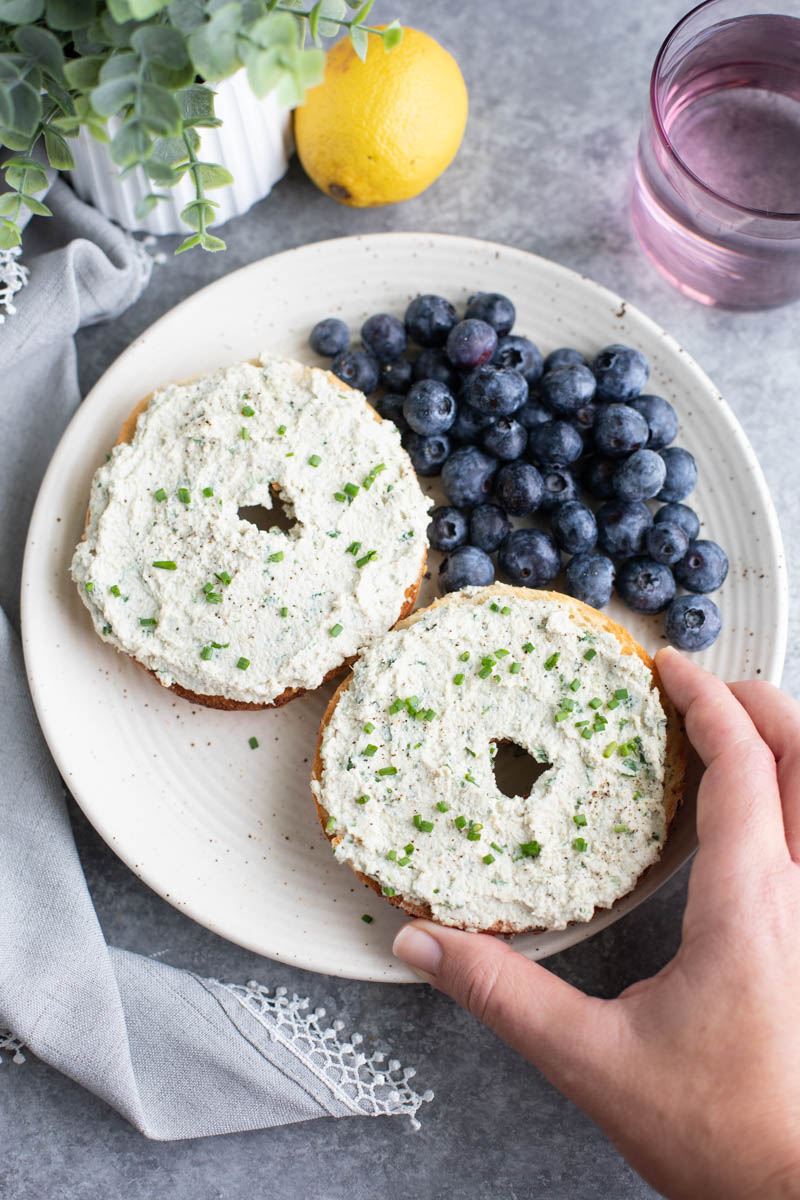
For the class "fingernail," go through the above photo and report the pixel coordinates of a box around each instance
[392,922,443,979]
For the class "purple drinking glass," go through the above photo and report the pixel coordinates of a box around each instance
[630,0,800,309]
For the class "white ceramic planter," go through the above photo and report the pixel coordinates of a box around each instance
[69,71,294,236]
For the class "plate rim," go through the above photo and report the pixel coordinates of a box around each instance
[21,231,789,980]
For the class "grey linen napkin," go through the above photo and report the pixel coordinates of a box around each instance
[0,180,428,1138]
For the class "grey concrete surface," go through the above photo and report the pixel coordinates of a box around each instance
[4,0,798,1197]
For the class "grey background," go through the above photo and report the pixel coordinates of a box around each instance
[5,0,798,1196]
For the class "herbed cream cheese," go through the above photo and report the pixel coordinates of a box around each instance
[312,590,669,932]
[71,354,431,705]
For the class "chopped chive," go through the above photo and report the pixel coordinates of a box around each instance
[205,592,222,604]
[388,699,403,714]
[139,617,157,627]
[236,657,250,670]
[490,602,500,612]
[465,747,477,757]
[581,728,592,739]
[200,646,212,660]
[362,463,386,489]
[575,720,589,726]
[482,854,495,865]
[382,886,396,897]
[109,584,121,596]
[363,744,377,757]
[603,741,617,758]
[344,482,359,498]
[215,571,231,585]
[269,551,284,562]
[405,844,414,855]
[490,842,504,854]
[405,696,419,715]
[519,840,541,858]
[356,795,369,805]
[347,541,361,555]
[330,624,343,637]
[573,837,587,851]
[589,698,603,709]
[454,816,467,830]
[378,766,398,776]
[554,711,569,723]
[356,550,378,567]
[102,625,112,635]
[177,488,190,504]
[334,492,347,502]
[202,582,213,593]
[544,652,559,670]
[569,679,581,692]
[241,404,255,417]
[325,817,336,834]
[453,673,465,685]
[277,424,287,435]
[280,606,288,618]
[211,641,229,649]
[84,581,94,593]
[459,651,470,662]
[386,849,397,861]
[583,649,596,661]
[509,662,521,674]
[154,487,167,502]
[523,642,534,653]
[607,698,619,710]
[466,822,482,841]
[423,708,436,722]
[248,736,259,749]
[240,427,249,440]
[308,454,321,467]
[202,486,214,497]
[152,560,177,570]
[615,688,629,700]
[560,698,575,711]
[614,823,628,833]
[495,648,509,658]
[397,856,411,867]
[361,914,373,923]
[364,721,375,734]
[436,801,449,812]
[500,606,511,615]
[573,812,588,827]
[413,815,434,833]
[478,665,492,679]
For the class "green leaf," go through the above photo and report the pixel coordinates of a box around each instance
[176,83,218,127]
[276,70,303,108]
[14,27,66,82]
[167,0,204,34]
[315,0,347,38]
[148,132,189,165]
[175,232,201,253]
[134,192,163,218]
[308,0,322,41]
[0,89,12,130]
[43,126,75,169]
[0,193,21,216]
[242,45,282,99]
[127,0,169,19]
[130,26,189,69]
[248,11,298,48]
[381,20,402,51]
[180,197,216,229]
[91,76,136,116]
[197,161,232,189]
[109,119,151,165]
[295,45,324,86]
[8,80,42,137]
[0,58,27,86]
[350,0,375,22]
[97,52,139,83]
[46,0,95,30]
[64,55,104,90]
[187,3,243,80]
[105,0,133,20]
[0,129,36,151]
[0,0,43,21]
[0,218,21,248]
[4,161,48,192]
[349,22,368,62]
[138,83,182,135]
[42,79,76,116]
[21,193,52,216]
[199,231,225,251]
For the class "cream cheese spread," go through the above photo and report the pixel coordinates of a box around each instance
[312,589,669,931]
[71,354,431,705]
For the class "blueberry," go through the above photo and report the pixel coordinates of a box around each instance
[592,343,649,401]
[404,432,451,476]
[492,334,544,385]
[517,396,552,430]
[572,400,600,435]
[494,461,544,516]
[612,448,667,501]
[583,455,618,499]
[543,347,587,372]
[646,522,689,565]
[539,467,579,512]
[462,365,528,417]
[596,500,653,557]
[449,403,497,444]
[439,545,495,594]
[412,347,460,393]
[674,539,729,593]
[527,420,583,467]
[379,357,414,394]
[469,504,511,553]
[629,394,678,450]
[446,319,498,368]
[374,392,408,431]
[540,363,596,416]
[499,529,560,587]
[361,313,406,363]
[664,594,722,651]
[441,445,498,508]
[616,556,676,613]
[551,501,598,555]
[403,380,456,436]
[465,292,516,335]
[309,317,349,357]
[427,505,469,553]
[658,447,698,502]
[405,294,458,348]
[330,348,380,394]
[593,403,649,457]
[654,502,700,540]
[482,417,527,461]
[564,553,616,608]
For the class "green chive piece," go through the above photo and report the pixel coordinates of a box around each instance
[603,741,617,758]
[280,606,288,618]
[423,709,436,722]
[589,698,603,709]
[573,837,587,852]
[269,551,284,562]
[466,822,483,841]
[154,488,167,502]
[362,463,386,490]
[523,642,534,653]
[202,486,214,497]
[378,766,397,776]
[329,623,343,637]
[152,560,177,570]
[140,617,156,627]
[615,688,629,700]
[325,817,336,834]
[490,842,504,854]
[356,550,378,567]
[241,404,255,417]
[397,856,411,867]
[490,602,500,612]
[555,711,569,723]
[478,665,492,679]
[454,816,467,830]
[614,824,628,833]
[205,592,222,604]
[240,427,249,440]
[459,651,470,662]
[361,914,373,923]
[215,571,231,585]
[356,795,369,805]
[405,696,419,715]
[249,736,259,749]
[84,581,94,593]
[584,648,597,660]
[202,582,213,593]
[334,492,347,502]
[382,886,396,897]
[436,801,449,812]
[404,844,414,855]
[277,424,286,435]
[236,657,250,670]
[413,815,434,833]
[607,698,619,710]
[520,840,541,858]
[200,646,212,660]
[501,606,511,615]
[482,854,495,865]
[388,699,403,714]
[363,745,377,757]
[363,722,375,734]
[569,679,581,692]
[544,652,559,670]
[453,673,465,686]
[573,813,587,827]
[495,648,509,658]
[308,454,321,467]
[581,727,592,739]
[211,641,229,649]
[509,662,521,674]
[561,698,575,712]
[344,482,359,498]
[109,585,121,596]
[177,488,190,504]
[347,542,361,556]
[386,850,397,861]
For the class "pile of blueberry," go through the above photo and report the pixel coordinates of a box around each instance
[309,294,728,651]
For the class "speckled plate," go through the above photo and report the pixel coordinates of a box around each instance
[22,233,787,982]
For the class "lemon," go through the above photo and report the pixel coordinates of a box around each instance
[294,27,468,207]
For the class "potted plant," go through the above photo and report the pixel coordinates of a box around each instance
[0,0,401,250]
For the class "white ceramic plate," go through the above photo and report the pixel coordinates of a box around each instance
[22,234,787,982]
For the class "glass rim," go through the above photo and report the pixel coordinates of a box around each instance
[650,0,800,222]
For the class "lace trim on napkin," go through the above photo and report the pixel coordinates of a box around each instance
[0,1031,26,1063]
[213,980,434,1128]
[0,246,29,323]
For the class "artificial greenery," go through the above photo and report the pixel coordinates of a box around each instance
[0,0,401,251]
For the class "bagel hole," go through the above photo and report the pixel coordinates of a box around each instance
[238,488,297,536]
[492,740,550,798]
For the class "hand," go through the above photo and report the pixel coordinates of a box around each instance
[393,648,800,1200]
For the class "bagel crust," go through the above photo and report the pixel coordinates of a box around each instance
[311,584,686,934]
[71,354,430,710]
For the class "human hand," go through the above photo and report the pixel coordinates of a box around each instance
[393,648,800,1200]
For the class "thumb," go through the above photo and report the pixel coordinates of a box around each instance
[393,920,620,1094]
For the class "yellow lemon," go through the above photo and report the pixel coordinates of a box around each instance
[294,27,468,207]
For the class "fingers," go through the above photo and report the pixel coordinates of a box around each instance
[729,681,800,860]
[655,648,786,866]
[393,921,620,1097]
